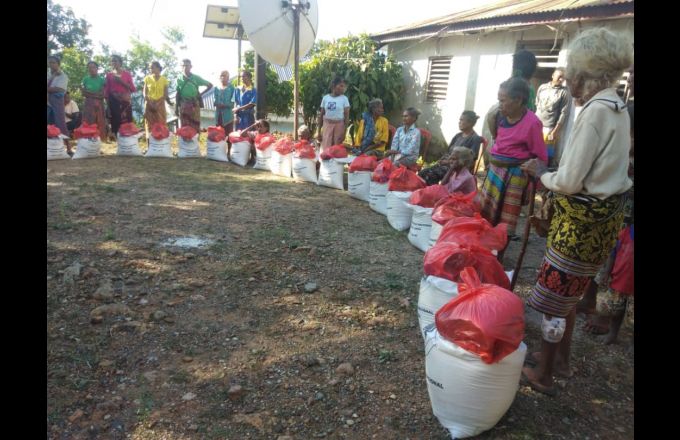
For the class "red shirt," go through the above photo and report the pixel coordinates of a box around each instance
[104,71,136,98]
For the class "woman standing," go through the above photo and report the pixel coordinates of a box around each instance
[105,55,136,139]
[81,61,107,140]
[317,77,350,152]
[214,70,235,134]
[143,61,170,137]
[47,55,71,154]
[520,28,633,396]
[351,98,388,156]
[419,110,482,185]
[477,77,547,239]
[234,71,257,131]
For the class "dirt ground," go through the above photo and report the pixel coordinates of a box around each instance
[47,139,633,439]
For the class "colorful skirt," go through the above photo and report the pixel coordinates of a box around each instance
[83,96,107,139]
[527,193,626,317]
[180,99,201,132]
[109,93,132,135]
[145,98,167,132]
[478,156,529,235]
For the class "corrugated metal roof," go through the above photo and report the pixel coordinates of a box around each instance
[372,0,633,43]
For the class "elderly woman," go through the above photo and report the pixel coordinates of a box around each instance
[441,146,477,194]
[519,28,633,396]
[352,98,389,156]
[477,77,547,238]
[419,110,482,185]
[105,55,136,139]
[385,107,421,167]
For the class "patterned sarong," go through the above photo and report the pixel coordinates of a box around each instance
[83,96,107,139]
[478,155,529,235]
[180,99,201,132]
[527,193,626,317]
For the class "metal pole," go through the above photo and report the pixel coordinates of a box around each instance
[293,6,300,141]
[237,25,242,87]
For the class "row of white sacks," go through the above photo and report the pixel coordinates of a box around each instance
[50,132,526,438]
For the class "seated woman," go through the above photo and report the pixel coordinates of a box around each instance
[442,147,477,195]
[477,77,547,239]
[419,110,482,185]
[384,107,421,168]
[351,98,389,157]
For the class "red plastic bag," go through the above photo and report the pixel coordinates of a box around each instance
[177,126,198,141]
[255,133,275,150]
[207,126,226,142]
[273,137,295,155]
[293,139,316,159]
[408,184,450,208]
[119,122,141,137]
[388,166,427,192]
[73,122,99,139]
[437,213,508,252]
[348,154,378,173]
[610,225,634,295]
[435,267,525,364]
[372,158,394,183]
[431,191,480,225]
[151,123,170,140]
[47,125,61,138]
[228,131,250,143]
[320,144,348,160]
[423,242,510,289]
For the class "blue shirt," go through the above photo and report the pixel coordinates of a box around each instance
[392,124,421,158]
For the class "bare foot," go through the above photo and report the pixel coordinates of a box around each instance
[529,352,575,378]
[603,333,618,345]
[521,366,556,396]
[583,315,610,335]
[576,297,596,315]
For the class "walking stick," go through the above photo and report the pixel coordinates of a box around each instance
[510,177,537,291]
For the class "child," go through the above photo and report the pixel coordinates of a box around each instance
[245,119,270,164]
[317,77,350,153]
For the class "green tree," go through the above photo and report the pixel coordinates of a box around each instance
[59,47,90,105]
[239,50,294,118]
[299,34,404,133]
[47,0,92,57]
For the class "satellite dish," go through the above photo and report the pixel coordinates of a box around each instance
[237,0,318,67]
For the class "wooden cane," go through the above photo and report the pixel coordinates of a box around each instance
[510,177,537,291]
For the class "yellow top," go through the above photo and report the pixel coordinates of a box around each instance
[353,116,389,151]
[143,74,169,101]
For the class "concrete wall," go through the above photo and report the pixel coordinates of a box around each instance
[386,18,634,159]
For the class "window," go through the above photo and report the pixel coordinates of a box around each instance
[425,56,452,102]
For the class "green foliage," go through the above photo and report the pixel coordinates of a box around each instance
[299,34,404,133]
[240,50,294,117]
[59,47,90,106]
[47,0,92,57]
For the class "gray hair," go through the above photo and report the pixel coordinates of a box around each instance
[566,28,633,98]
[452,146,474,168]
[368,98,383,112]
[297,124,310,137]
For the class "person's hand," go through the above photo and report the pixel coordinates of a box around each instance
[520,159,548,177]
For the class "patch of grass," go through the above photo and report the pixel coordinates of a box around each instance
[382,272,408,290]
[102,228,116,241]
[378,349,396,363]
[250,226,290,242]
[136,390,155,420]
[92,183,129,194]
[169,369,191,384]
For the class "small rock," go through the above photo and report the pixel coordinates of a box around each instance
[327,378,340,386]
[142,371,158,382]
[139,298,149,305]
[188,424,198,431]
[302,356,320,368]
[345,419,355,426]
[99,360,114,368]
[315,392,325,401]
[615,427,626,433]
[304,282,318,293]
[277,436,294,440]
[399,298,410,308]
[90,303,131,323]
[228,384,246,401]
[182,392,196,401]
[182,356,193,363]
[389,394,396,400]
[110,321,143,334]
[152,310,167,321]
[62,262,82,284]
[92,280,114,301]
[68,409,84,423]
[107,250,118,257]
[190,294,205,301]
[335,363,354,376]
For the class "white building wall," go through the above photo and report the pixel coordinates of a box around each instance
[387,18,634,156]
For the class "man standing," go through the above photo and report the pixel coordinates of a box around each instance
[535,67,571,167]
[176,59,213,132]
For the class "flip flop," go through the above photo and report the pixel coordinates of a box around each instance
[525,352,575,378]
[521,369,557,397]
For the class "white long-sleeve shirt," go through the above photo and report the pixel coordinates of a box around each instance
[540,88,632,199]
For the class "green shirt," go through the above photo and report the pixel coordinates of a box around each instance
[82,75,105,93]
[177,74,211,99]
